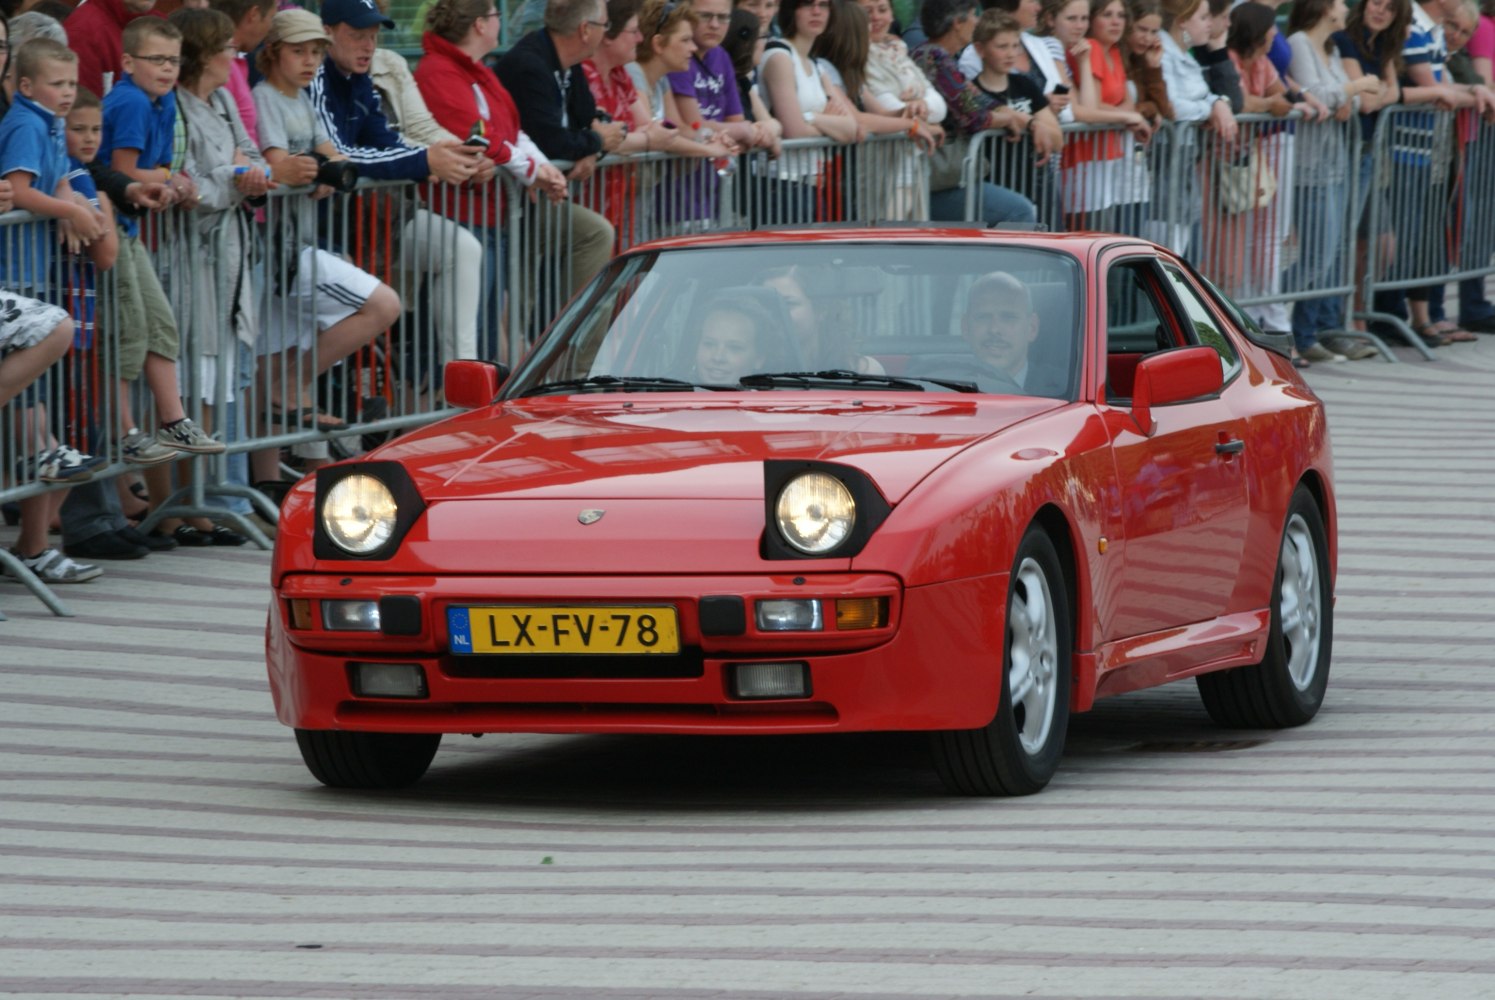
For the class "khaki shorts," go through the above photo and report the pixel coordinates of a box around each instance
[110,234,179,380]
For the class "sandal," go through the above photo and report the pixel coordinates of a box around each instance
[208,525,248,547]
[1411,323,1448,347]
[171,524,215,547]
[268,404,345,432]
[1429,321,1478,343]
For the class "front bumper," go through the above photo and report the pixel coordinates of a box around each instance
[267,572,1008,735]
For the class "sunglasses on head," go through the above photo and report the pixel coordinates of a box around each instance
[654,0,679,34]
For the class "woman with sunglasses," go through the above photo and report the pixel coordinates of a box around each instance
[668,0,780,154]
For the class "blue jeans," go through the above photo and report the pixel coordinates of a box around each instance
[1287,183,1348,350]
[929,183,1037,226]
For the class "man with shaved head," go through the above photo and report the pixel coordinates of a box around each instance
[961,271,1039,391]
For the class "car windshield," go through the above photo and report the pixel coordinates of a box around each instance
[505,243,1084,400]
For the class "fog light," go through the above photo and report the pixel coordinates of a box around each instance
[834,597,888,630]
[288,599,313,630]
[729,662,810,699]
[351,663,428,699]
[755,599,822,631]
[324,600,382,631]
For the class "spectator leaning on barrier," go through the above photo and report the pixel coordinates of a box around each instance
[1386,0,1490,345]
[1445,0,1495,333]
[628,0,740,159]
[1286,0,1383,362]
[862,0,952,122]
[812,1,943,147]
[311,0,486,365]
[251,7,401,488]
[414,0,586,352]
[0,38,106,584]
[68,0,161,98]
[492,0,621,324]
[495,0,629,182]
[958,0,1074,121]
[911,0,1039,225]
[669,0,781,154]
[1153,0,1236,257]
[582,0,688,155]
[206,0,274,147]
[1195,0,1244,106]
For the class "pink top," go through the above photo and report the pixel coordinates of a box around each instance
[1469,15,1495,69]
[227,57,258,147]
[1229,50,1282,98]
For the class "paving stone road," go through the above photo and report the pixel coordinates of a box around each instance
[2,336,1494,1000]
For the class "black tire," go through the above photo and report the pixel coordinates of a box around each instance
[1197,485,1332,729]
[932,527,1072,796]
[294,729,442,789]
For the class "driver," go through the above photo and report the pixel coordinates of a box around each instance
[961,271,1039,391]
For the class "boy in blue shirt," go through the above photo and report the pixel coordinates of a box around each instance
[0,39,105,292]
[101,17,224,465]
[0,39,109,584]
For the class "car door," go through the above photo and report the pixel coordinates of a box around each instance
[1097,253,1252,642]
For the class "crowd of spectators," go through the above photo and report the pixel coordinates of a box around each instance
[1,0,1494,591]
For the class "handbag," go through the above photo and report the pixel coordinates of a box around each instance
[1216,146,1276,214]
[928,132,971,192]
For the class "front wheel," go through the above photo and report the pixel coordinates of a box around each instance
[1197,485,1332,728]
[294,729,442,789]
[932,527,1072,796]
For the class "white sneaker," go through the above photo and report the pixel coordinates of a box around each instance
[156,417,225,454]
[121,428,180,466]
[7,547,103,584]
[1300,343,1347,363]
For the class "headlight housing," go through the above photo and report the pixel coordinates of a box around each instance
[312,462,426,560]
[775,473,856,555]
[762,461,891,560]
[321,475,398,555]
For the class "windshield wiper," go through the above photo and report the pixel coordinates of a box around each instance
[738,370,978,393]
[520,375,728,396]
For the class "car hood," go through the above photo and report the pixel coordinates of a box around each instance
[374,394,1064,504]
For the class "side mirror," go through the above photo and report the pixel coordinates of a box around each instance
[1130,345,1224,437]
[444,360,509,410]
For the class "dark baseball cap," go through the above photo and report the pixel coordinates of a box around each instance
[321,0,397,29]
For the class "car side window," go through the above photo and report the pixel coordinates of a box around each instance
[1162,266,1241,375]
[1104,261,1177,402]
[1106,262,1177,354]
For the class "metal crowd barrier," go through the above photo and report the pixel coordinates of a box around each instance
[7,113,1493,617]
[1358,104,1494,358]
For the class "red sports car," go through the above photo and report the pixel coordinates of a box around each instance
[266,228,1335,795]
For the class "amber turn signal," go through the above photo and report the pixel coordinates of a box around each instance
[834,597,888,630]
[288,599,314,630]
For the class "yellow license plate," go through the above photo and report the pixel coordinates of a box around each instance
[450,605,680,655]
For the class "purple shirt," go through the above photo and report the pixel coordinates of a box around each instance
[666,47,744,121]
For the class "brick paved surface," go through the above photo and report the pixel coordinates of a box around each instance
[2,338,1494,999]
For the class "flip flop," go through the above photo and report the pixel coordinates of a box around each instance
[268,405,346,432]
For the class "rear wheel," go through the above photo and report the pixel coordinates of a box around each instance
[1197,485,1332,728]
[932,527,1072,796]
[294,729,442,789]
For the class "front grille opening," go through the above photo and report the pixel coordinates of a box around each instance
[441,650,706,680]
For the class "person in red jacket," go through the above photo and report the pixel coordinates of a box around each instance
[68,0,162,97]
[414,0,613,349]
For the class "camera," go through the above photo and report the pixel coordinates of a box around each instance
[310,152,360,193]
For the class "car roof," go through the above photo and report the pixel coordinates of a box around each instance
[624,226,1147,256]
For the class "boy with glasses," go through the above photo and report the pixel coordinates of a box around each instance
[668,0,777,152]
[102,18,224,464]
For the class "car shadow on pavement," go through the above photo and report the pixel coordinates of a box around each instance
[330,685,1240,812]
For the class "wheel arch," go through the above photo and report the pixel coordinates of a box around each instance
[1029,503,1087,712]
[1294,467,1336,586]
